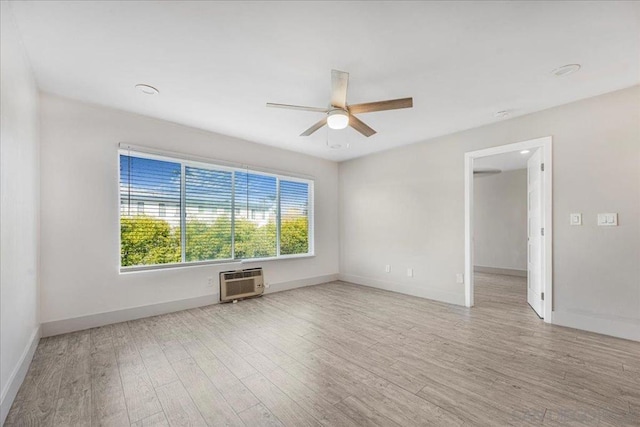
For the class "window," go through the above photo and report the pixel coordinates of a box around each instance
[185,166,233,262]
[119,151,313,270]
[280,180,310,255]
[234,171,277,259]
[120,155,181,267]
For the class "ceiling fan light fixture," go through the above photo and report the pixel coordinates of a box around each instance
[327,109,349,130]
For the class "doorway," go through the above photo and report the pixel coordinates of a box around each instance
[464,136,553,322]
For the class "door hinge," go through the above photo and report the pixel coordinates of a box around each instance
[541,163,545,172]
[541,227,544,236]
[541,292,545,301]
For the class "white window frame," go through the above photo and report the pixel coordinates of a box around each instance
[118,147,315,273]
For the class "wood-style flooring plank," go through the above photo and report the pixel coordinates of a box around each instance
[131,411,170,427]
[5,335,70,426]
[334,396,401,427]
[111,322,163,423]
[154,380,207,427]
[170,310,261,413]
[237,403,284,427]
[6,273,640,426]
[241,372,322,427]
[170,357,244,426]
[262,367,359,426]
[127,319,179,389]
[53,330,92,426]
[89,326,131,427]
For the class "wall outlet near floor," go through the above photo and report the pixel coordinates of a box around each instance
[207,276,214,286]
[407,268,413,277]
[265,283,270,289]
[385,265,391,273]
[456,273,464,284]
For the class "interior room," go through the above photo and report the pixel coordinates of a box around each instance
[1,1,639,426]
[473,150,530,314]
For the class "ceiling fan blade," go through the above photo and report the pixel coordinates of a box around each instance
[349,115,377,137]
[474,168,502,176]
[300,118,327,136]
[348,97,413,114]
[266,103,328,113]
[331,70,349,108]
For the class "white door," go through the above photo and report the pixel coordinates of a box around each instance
[527,149,544,318]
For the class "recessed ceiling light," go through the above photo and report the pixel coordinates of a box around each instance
[494,110,510,118]
[551,64,581,77]
[135,84,159,95]
[520,150,530,154]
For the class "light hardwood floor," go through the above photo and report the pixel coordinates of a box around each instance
[5,274,640,426]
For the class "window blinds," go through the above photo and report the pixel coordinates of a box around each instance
[119,151,313,269]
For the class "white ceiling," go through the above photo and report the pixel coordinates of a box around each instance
[10,1,640,162]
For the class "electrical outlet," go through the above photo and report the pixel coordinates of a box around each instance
[207,277,214,287]
[456,273,464,284]
[407,268,413,277]
[265,283,270,289]
[385,265,391,273]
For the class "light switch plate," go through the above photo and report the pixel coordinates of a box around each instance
[570,213,582,226]
[597,213,618,226]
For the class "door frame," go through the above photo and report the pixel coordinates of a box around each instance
[464,136,553,323]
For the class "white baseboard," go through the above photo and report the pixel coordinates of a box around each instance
[41,274,338,337]
[552,310,640,342]
[265,274,339,294]
[1,325,41,425]
[474,265,527,277]
[338,273,465,306]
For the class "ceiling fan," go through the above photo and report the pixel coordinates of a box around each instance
[266,70,413,138]
[474,168,502,176]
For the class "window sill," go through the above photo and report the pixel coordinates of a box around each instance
[119,253,315,274]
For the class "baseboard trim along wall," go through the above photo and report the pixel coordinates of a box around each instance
[265,274,339,294]
[552,310,640,342]
[338,273,465,306]
[41,274,338,337]
[474,265,527,277]
[1,326,41,425]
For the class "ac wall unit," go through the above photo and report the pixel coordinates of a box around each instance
[219,267,264,302]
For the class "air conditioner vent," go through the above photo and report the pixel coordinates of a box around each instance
[219,268,264,302]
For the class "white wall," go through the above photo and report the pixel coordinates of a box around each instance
[39,94,339,333]
[474,169,527,272]
[339,86,640,340]
[0,2,41,422]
